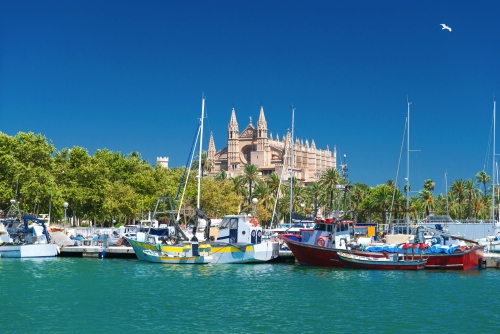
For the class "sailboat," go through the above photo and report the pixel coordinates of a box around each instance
[127,97,279,264]
[127,97,211,264]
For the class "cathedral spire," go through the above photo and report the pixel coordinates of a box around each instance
[208,132,216,163]
[257,105,267,139]
[228,107,239,133]
[208,132,216,153]
[257,105,267,129]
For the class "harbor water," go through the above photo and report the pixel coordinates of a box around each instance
[1,258,499,333]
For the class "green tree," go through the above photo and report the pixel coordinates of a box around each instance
[476,171,491,196]
[199,178,242,217]
[451,179,466,219]
[243,164,260,204]
[319,167,342,214]
[368,184,393,224]
[418,189,434,216]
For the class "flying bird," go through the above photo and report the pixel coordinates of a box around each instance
[440,23,452,32]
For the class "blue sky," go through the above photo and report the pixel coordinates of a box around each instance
[1,1,500,193]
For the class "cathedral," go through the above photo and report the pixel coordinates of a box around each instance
[207,105,336,182]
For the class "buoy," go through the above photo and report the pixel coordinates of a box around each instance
[249,218,259,227]
[317,237,327,247]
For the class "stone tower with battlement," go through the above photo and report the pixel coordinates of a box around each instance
[156,157,169,169]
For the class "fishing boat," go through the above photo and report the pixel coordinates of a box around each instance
[337,252,427,270]
[129,211,279,264]
[279,216,385,266]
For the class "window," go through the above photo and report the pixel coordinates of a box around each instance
[314,224,326,231]
[219,217,230,230]
[230,218,239,229]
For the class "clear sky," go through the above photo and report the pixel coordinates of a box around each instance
[1,1,500,193]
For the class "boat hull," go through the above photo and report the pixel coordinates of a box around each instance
[210,242,278,264]
[0,244,58,258]
[423,246,484,270]
[281,236,484,270]
[128,238,279,264]
[338,252,426,270]
[280,236,385,266]
[128,239,210,264]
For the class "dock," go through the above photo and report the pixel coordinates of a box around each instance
[484,253,500,268]
[60,245,136,259]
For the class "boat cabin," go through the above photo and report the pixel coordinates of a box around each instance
[216,215,264,244]
[299,217,355,249]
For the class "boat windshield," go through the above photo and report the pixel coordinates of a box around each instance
[314,224,334,232]
[219,217,239,230]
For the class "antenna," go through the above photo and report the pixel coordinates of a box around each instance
[406,98,411,227]
[289,105,295,228]
[493,98,497,223]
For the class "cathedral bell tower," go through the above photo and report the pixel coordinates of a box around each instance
[257,105,268,150]
[251,105,269,166]
[227,107,240,171]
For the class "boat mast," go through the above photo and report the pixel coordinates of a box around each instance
[197,95,205,210]
[289,106,295,228]
[492,98,496,224]
[406,98,411,229]
[444,172,449,214]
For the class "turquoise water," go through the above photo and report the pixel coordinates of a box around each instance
[1,258,499,333]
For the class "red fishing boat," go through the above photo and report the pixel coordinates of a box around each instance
[337,252,427,270]
[280,220,485,270]
[279,221,386,267]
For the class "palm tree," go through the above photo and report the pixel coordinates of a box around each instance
[230,175,247,199]
[368,184,393,224]
[214,170,227,181]
[464,178,479,220]
[418,189,434,216]
[319,167,342,214]
[472,196,485,220]
[351,183,371,223]
[249,180,275,226]
[307,182,323,218]
[243,164,260,204]
[423,179,435,192]
[266,173,281,197]
[191,151,212,176]
[476,170,491,196]
[451,179,466,219]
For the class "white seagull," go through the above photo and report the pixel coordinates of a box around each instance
[440,23,452,32]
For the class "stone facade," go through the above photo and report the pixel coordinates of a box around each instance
[207,106,336,182]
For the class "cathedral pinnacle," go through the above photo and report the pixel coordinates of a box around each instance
[209,132,216,152]
[257,105,267,129]
[228,107,239,132]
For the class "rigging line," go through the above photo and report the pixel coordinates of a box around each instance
[175,123,201,222]
[270,121,293,228]
[484,111,494,172]
[174,123,201,202]
[203,102,211,147]
[389,114,408,218]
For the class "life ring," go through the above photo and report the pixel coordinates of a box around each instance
[249,218,259,227]
[317,237,326,247]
